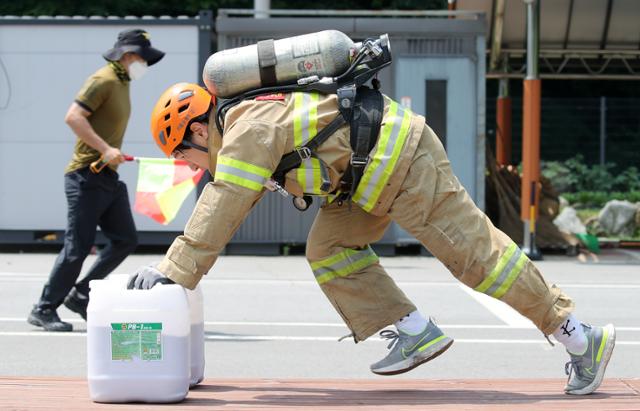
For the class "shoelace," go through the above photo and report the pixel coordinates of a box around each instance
[379,316,438,350]
[379,329,406,350]
[564,324,592,380]
[565,356,585,381]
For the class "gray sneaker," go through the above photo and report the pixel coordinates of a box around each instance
[370,318,453,376]
[564,323,616,395]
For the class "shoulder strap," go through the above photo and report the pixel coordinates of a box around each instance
[272,113,347,183]
[350,87,384,166]
[340,87,384,201]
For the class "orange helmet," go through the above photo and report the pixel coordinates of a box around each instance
[150,83,214,157]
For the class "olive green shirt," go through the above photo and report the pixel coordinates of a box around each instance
[65,65,131,173]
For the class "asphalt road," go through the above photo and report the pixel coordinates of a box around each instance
[1,250,639,381]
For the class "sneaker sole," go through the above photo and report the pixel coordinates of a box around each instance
[565,324,616,395]
[371,336,454,376]
[27,314,73,332]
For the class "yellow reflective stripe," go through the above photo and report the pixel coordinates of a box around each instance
[310,248,359,271]
[293,92,319,147]
[309,93,318,139]
[215,172,263,191]
[311,246,379,285]
[353,101,412,212]
[296,157,325,194]
[296,157,331,195]
[216,156,271,192]
[474,243,528,299]
[492,251,527,299]
[217,156,271,178]
[293,93,304,147]
[316,254,379,285]
[352,102,398,207]
[475,243,517,293]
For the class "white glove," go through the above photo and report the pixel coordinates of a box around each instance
[127,266,174,290]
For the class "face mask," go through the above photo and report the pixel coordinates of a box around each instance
[128,61,148,80]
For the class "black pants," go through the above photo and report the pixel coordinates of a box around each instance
[37,167,138,310]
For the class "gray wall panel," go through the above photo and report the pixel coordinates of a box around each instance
[232,194,320,243]
[216,18,355,35]
[0,20,201,232]
[354,17,485,35]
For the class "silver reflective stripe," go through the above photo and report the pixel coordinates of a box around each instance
[297,157,331,195]
[293,92,319,147]
[358,119,401,200]
[310,246,379,285]
[484,247,524,297]
[353,102,411,212]
[300,93,313,145]
[474,243,529,299]
[303,158,315,192]
[216,163,267,186]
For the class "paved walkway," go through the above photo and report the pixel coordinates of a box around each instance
[2,377,639,410]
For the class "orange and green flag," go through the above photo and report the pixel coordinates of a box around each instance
[133,158,205,225]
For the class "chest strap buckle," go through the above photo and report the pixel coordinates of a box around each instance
[350,153,369,167]
[296,146,312,161]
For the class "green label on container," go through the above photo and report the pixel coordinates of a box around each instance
[110,323,162,361]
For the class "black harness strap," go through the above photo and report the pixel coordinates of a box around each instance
[272,86,383,204]
[257,39,277,87]
[342,87,384,200]
[272,113,347,185]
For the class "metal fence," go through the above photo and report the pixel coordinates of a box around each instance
[487,97,640,170]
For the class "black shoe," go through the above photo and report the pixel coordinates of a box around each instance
[28,306,72,332]
[63,289,88,321]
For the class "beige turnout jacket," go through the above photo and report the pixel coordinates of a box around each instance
[158,92,424,288]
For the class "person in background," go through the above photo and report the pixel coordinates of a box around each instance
[28,29,164,331]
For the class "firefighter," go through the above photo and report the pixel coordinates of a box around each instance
[130,82,615,395]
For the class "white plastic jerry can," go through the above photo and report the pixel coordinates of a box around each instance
[87,278,190,403]
[186,285,205,387]
[100,275,206,387]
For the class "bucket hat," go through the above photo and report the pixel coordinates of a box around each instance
[102,29,165,66]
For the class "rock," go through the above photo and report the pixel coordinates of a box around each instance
[559,196,569,210]
[553,206,587,235]
[598,200,639,238]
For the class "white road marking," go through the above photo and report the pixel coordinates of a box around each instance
[2,317,640,331]
[0,331,639,345]
[2,272,640,290]
[458,285,536,328]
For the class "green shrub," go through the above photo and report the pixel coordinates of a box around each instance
[562,191,640,207]
[542,155,640,194]
[616,167,640,191]
[541,161,574,193]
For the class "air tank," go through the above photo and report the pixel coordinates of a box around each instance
[203,30,358,98]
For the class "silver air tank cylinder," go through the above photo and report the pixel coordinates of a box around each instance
[203,30,358,98]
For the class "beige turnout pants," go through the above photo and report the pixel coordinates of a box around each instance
[306,125,574,342]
